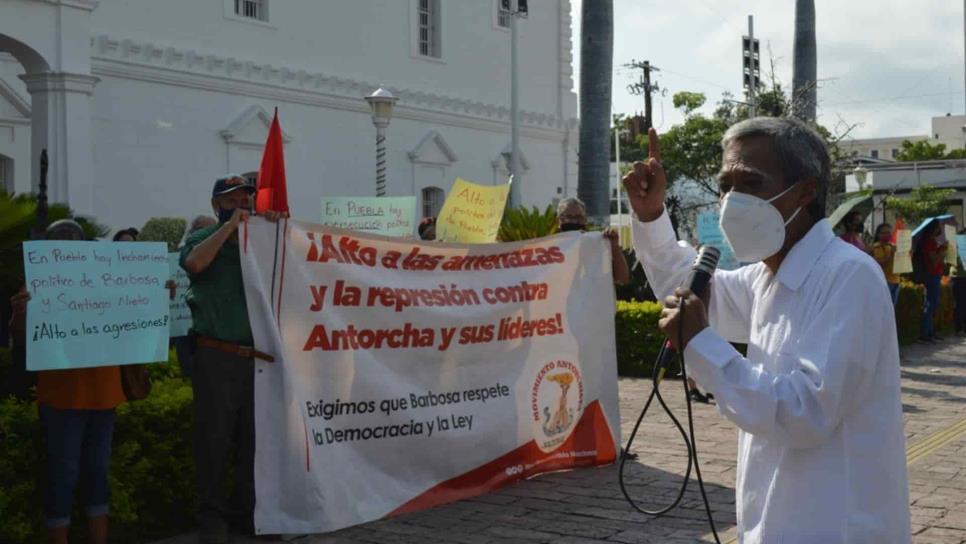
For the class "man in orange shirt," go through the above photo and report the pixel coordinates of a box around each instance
[10,219,126,544]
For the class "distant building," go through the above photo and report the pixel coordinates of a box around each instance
[0,0,578,230]
[845,159,966,228]
[841,114,966,161]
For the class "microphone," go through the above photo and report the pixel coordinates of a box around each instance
[654,245,721,382]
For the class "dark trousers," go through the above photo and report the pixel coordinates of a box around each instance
[39,405,116,528]
[921,275,942,338]
[954,277,966,333]
[192,346,255,535]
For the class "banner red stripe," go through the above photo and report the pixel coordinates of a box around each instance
[388,400,615,517]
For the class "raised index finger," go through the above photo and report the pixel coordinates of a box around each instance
[648,127,662,162]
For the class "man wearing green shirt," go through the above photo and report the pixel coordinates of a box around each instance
[180,175,283,543]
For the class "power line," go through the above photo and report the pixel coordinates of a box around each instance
[824,89,966,107]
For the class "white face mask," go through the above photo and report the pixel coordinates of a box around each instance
[718,184,802,263]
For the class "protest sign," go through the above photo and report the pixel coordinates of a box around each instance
[168,252,192,338]
[23,241,170,370]
[893,230,913,274]
[320,196,416,237]
[958,235,966,265]
[944,225,958,265]
[435,177,510,243]
[240,219,619,534]
[696,211,739,270]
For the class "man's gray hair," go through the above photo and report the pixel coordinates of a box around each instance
[557,197,586,215]
[721,117,830,219]
[189,214,217,233]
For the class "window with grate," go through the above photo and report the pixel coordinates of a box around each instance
[418,0,441,58]
[870,149,879,159]
[422,187,445,218]
[235,0,267,21]
[0,155,10,193]
[497,1,511,28]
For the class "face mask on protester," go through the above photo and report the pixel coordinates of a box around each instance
[218,206,250,223]
[559,222,585,232]
[718,183,802,263]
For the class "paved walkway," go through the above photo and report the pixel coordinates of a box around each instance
[158,338,966,544]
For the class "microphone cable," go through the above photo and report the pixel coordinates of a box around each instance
[617,295,722,543]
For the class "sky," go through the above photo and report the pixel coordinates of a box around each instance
[569,0,965,140]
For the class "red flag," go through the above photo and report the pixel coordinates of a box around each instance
[255,108,289,214]
[893,217,905,244]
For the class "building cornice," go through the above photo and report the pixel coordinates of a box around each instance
[89,35,578,141]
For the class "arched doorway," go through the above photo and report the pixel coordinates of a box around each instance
[0,0,99,214]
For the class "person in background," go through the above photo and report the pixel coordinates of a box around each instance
[840,211,866,251]
[9,219,125,544]
[112,228,139,242]
[953,228,966,337]
[871,223,901,306]
[171,215,218,378]
[556,197,631,286]
[181,176,284,543]
[418,217,436,241]
[917,220,948,343]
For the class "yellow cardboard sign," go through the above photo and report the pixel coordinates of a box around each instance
[893,230,913,274]
[435,177,510,243]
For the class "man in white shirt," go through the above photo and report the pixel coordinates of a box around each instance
[624,117,910,543]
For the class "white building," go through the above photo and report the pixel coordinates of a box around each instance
[841,114,966,161]
[0,0,578,231]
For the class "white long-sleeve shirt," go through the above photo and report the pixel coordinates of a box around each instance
[633,211,910,544]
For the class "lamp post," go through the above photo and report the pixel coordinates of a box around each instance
[365,87,399,196]
[614,126,628,245]
[508,1,528,208]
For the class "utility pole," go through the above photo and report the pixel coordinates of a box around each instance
[625,60,661,130]
[507,0,528,208]
[743,16,761,117]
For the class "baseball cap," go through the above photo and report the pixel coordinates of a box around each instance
[212,174,256,198]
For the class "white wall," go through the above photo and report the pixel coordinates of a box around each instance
[91,73,570,229]
[1,0,578,229]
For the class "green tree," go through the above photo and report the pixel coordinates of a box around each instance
[895,139,948,162]
[885,184,955,226]
[498,205,558,242]
[139,217,188,251]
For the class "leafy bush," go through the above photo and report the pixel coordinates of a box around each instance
[498,205,558,242]
[615,300,665,377]
[894,279,955,344]
[0,349,195,544]
[138,218,187,252]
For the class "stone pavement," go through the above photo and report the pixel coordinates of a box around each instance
[157,338,966,544]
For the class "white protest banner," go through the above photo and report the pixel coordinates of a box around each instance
[168,253,192,337]
[320,196,416,237]
[894,230,913,275]
[23,241,170,370]
[240,219,619,534]
[944,225,958,265]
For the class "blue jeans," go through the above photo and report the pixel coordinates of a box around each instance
[921,275,942,339]
[888,283,900,306]
[39,405,116,528]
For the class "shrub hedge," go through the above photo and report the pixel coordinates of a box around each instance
[0,351,194,544]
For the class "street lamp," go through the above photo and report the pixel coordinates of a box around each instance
[365,87,399,196]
